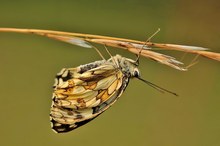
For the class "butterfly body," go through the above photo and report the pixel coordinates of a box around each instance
[50,55,139,133]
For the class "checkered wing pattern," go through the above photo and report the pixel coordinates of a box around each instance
[50,62,128,133]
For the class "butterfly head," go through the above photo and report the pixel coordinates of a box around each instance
[111,55,140,78]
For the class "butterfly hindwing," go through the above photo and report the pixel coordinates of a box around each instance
[50,60,129,133]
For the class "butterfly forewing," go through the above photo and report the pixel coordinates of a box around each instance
[50,57,130,133]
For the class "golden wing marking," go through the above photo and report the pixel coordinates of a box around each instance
[93,75,117,90]
[0,28,219,70]
[108,78,119,95]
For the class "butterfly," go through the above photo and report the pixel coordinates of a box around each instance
[0,28,219,133]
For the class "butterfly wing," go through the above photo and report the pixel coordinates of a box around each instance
[50,62,128,133]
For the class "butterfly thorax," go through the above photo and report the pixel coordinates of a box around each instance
[108,54,140,78]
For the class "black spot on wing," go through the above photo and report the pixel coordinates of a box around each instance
[56,70,73,81]
[51,119,75,133]
[74,118,94,128]
[51,117,97,133]
[92,103,108,114]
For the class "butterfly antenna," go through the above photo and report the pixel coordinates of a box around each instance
[135,28,161,64]
[137,77,178,96]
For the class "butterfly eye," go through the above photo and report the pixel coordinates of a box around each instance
[133,68,140,77]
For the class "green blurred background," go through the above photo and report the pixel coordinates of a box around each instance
[0,0,219,146]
